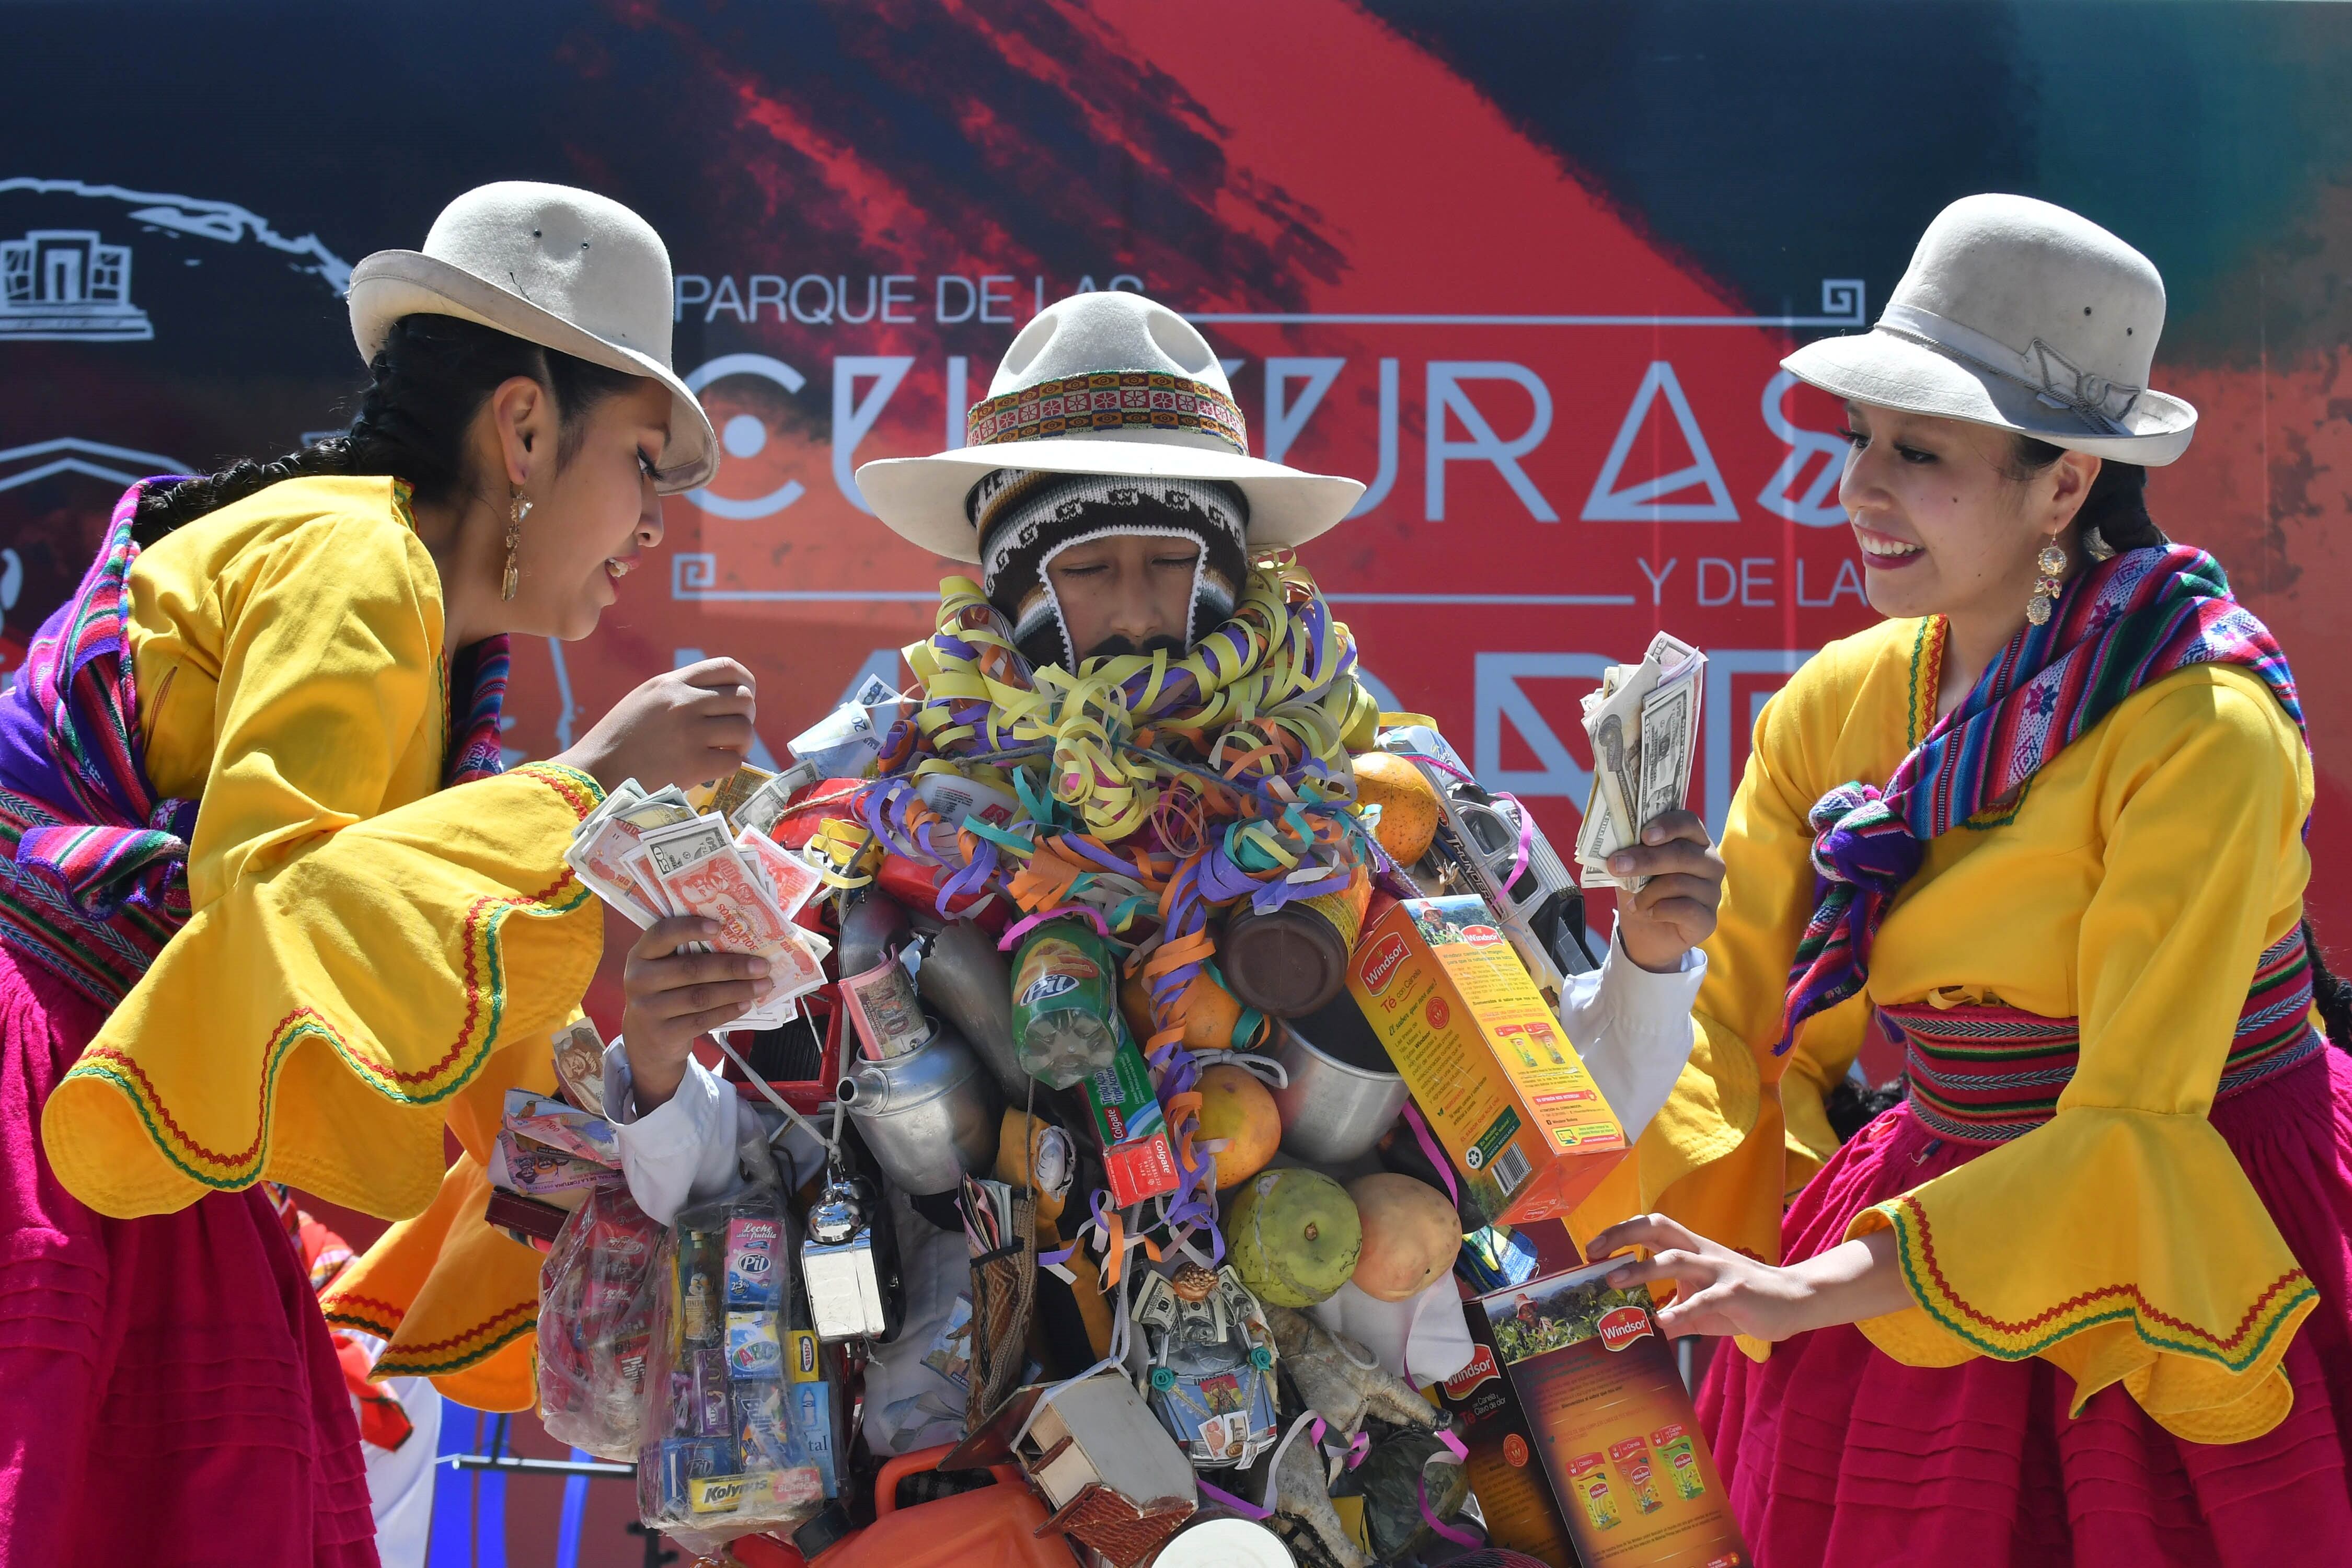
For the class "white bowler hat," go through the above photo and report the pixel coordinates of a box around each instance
[346,181,718,492]
[856,290,1365,561]
[1785,193,2196,465]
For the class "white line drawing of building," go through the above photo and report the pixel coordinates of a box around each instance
[0,178,358,344]
[0,229,151,341]
[0,178,353,293]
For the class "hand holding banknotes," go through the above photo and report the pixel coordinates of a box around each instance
[554,656,758,791]
[569,762,836,1097]
[620,916,776,1110]
[1607,809,1725,973]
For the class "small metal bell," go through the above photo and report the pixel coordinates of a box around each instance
[802,1169,890,1342]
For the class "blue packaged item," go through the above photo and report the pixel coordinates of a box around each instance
[789,1380,838,1498]
[735,1384,809,1475]
[727,1310,784,1379]
[654,1436,734,1516]
[725,1215,784,1309]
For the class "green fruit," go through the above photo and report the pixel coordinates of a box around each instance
[1227,1168,1363,1307]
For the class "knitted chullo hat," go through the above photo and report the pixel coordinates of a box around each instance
[972,468,1250,668]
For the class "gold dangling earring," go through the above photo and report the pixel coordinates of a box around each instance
[503,491,531,602]
[2026,541,2067,626]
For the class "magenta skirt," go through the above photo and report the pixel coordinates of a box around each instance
[0,942,377,1566]
[1700,1046,2352,1567]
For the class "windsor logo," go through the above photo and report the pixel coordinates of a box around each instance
[1359,931,1410,994]
[1596,1305,1654,1353]
[1442,1344,1499,1398]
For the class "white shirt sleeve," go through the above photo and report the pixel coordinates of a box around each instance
[1557,930,1707,1143]
[602,1042,749,1228]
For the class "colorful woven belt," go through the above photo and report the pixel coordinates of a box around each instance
[1881,928,2324,1145]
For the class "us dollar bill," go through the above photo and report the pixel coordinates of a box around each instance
[1578,633,1705,890]
[706,763,775,832]
[639,814,733,880]
[1636,675,1697,831]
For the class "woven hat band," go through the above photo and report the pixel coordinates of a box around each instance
[966,370,1249,456]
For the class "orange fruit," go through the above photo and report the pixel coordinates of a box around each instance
[1352,751,1442,863]
[1121,966,1250,1052]
[1194,1064,1283,1190]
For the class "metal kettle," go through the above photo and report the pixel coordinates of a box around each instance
[837,1020,1002,1195]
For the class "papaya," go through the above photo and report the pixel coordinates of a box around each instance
[1228,1168,1362,1308]
[1351,751,1442,864]
[1345,1172,1463,1302]
[1193,1064,1282,1190]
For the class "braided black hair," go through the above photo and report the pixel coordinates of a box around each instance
[2304,919,2352,1052]
[2005,437,2167,555]
[1822,1074,1908,1144]
[132,314,642,547]
[2009,435,2349,1054]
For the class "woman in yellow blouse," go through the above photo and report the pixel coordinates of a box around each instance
[1579,197,2352,1564]
[0,184,759,1566]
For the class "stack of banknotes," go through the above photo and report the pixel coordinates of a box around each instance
[1575,631,1707,891]
[563,765,834,1031]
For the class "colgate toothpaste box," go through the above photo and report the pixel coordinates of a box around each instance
[1347,895,1628,1226]
[1078,1030,1179,1207]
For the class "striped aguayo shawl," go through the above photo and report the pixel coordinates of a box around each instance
[0,478,512,1008]
[1779,544,2304,1052]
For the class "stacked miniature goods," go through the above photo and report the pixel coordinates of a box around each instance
[521,599,1725,1564]
[523,284,1727,1565]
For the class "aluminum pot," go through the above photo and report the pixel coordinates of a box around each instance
[1269,1021,1411,1164]
[838,1021,1002,1195]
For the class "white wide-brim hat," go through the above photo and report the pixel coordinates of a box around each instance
[856,290,1364,561]
[1784,193,2196,466]
[347,181,718,492]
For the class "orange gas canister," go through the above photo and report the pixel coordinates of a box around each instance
[729,1445,1073,1568]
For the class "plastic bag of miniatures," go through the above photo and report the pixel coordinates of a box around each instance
[636,1183,829,1539]
[536,1180,663,1461]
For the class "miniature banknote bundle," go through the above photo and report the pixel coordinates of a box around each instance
[563,766,835,1032]
[1575,632,1708,890]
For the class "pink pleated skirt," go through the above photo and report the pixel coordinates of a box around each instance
[0,941,377,1566]
[1700,1046,2352,1567]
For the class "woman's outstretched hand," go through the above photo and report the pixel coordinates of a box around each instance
[1585,1212,1909,1343]
[1606,810,1726,973]
[556,656,757,792]
[618,916,774,1112]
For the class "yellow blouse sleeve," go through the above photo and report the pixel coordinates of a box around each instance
[1847,668,2319,1444]
[41,509,606,1221]
[1572,648,1871,1262]
[317,1009,576,1409]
